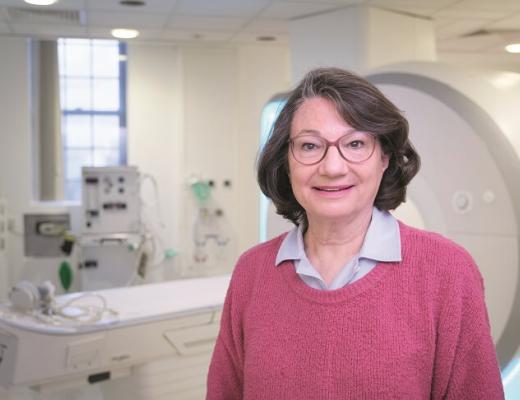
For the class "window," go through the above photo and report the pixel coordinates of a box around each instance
[58,39,127,201]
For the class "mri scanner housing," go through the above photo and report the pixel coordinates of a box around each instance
[261,63,520,383]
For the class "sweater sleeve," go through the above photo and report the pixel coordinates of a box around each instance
[432,250,504,400]
[206,258,247,400]
[445,330,504,400]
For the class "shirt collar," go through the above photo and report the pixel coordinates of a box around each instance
[359,207,401,262]
[275,227,301,266]
[275,207,401,266]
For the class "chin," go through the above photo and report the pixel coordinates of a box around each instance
[309,210,355,223]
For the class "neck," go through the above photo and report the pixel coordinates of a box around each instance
[303,207,373,284]
[305,207,373,249]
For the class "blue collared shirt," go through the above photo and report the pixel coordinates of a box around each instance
[275,207,402,290]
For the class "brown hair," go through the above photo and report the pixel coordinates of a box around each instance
[257,67,420,227]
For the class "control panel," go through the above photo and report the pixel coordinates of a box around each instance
[82,166,141,235]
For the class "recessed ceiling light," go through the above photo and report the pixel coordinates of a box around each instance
[257,36,276,42]
[111,28,140,39]
[24,0,58,5]
[120,0,146,6]
[505,43,520,53]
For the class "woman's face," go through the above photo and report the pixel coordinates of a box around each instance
[288,96,389,225]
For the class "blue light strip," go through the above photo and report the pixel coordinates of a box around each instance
[258,97,287,242]
[503,353,520,399]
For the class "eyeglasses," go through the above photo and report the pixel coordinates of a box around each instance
[289,131,376,165]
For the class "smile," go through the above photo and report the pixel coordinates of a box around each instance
[313,185,353,192]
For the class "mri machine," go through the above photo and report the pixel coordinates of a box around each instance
[369,63,520,395]
[261,62,520,396]
[368,62,520,377]
[0,61,519,398]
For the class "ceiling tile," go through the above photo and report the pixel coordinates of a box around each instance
[229,31,289,44]
[11,23,87,38]
[368,0,454,9]
[435,19,491,40]
[373,1,439,18]
[487,31,520,44]
[434,7,512,20]
[85,26,121,39]
[432,17,457,28]
[166,15,247,31]
[0,21,10,33]
[242,18,288,33]
[380,6,437,18]
[486,14,520,31]
[174,0,271,18]
[276,0,361,4]
[87,10,170,28]
[0,6,8,21]
[452,0,520,12]
[86,0,177,13]
[259,2,344,19]
[437,34,505,52]
[159,29,234,42]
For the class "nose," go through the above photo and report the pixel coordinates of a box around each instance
[318,145,349,177]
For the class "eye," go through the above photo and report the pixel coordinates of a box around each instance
[294,137,323,152]
[342,139,365,150]
[341,132,372,151]
[301,142,317,151]
[349,140,365,149]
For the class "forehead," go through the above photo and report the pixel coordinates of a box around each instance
[291,97,352,134]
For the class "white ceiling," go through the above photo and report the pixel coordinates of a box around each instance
[0,0,520,53]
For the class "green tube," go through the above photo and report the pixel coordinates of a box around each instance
[59,261,73,292]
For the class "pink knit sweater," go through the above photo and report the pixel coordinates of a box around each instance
[207,223,504,399]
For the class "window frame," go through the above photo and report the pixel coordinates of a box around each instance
[58,39,128,201]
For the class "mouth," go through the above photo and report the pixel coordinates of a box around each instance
[313,185,354,192]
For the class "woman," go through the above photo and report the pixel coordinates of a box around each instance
[207,68,504,399]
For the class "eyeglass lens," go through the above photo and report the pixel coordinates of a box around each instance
[290,132,375,165]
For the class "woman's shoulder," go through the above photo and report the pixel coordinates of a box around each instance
[230,232,287,279]
[398,221,472,259]
[397,222,486,304]
[239,233,287,261]
[225,233,288,303]
[397,221,481,280]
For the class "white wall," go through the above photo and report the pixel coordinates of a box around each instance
[181,45,241,276]
[127,42,291,278]
[236,45,292,251]
[0,38,32,213]
[0,38,34,297]
[126,42,184,280]
[366,7,436,68]
[289,5,436,82]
